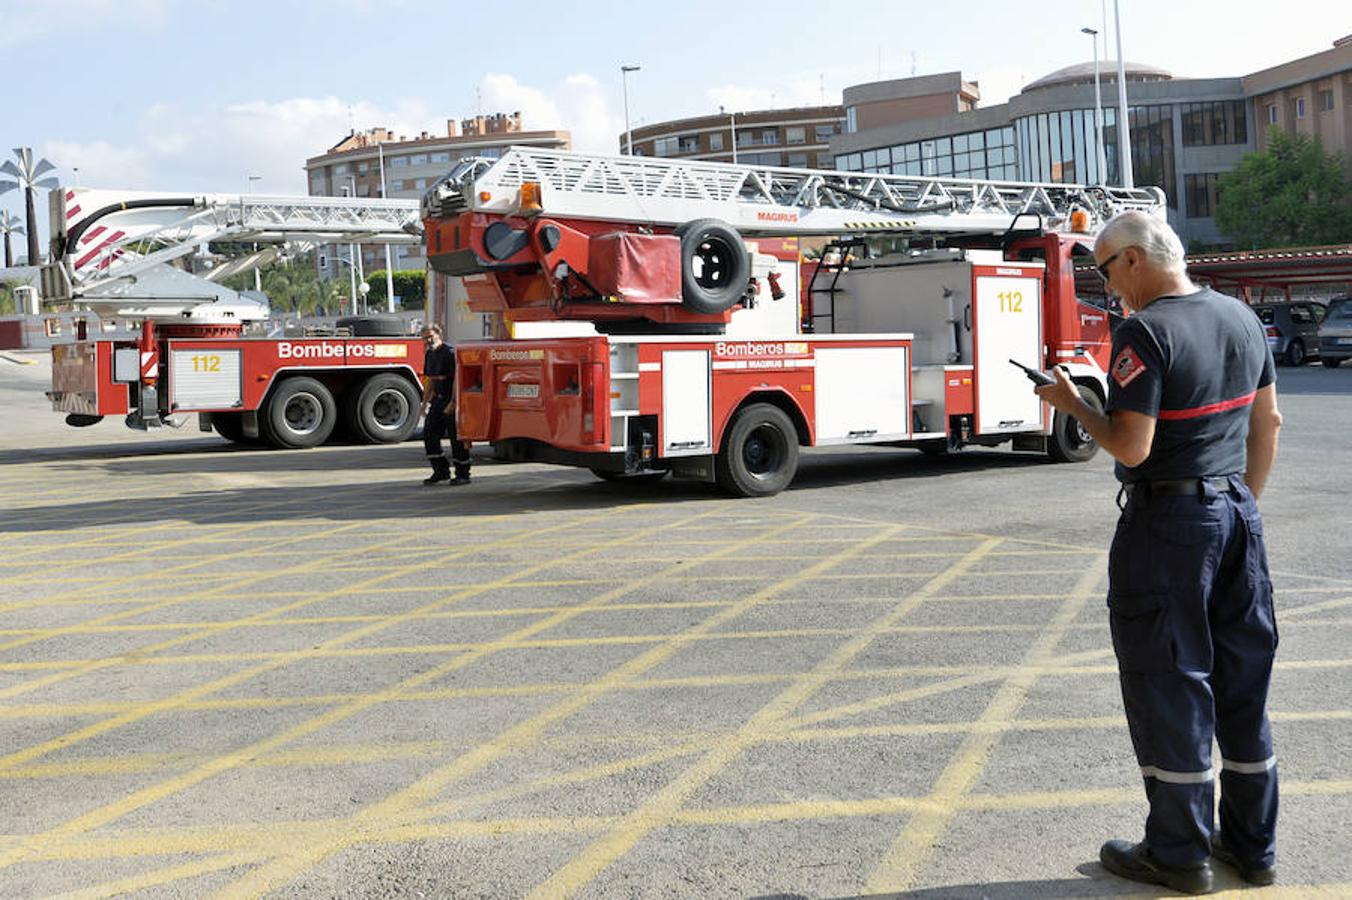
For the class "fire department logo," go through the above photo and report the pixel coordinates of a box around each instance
[1112,346,1148,388]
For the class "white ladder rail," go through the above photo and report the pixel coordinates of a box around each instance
[426,147,1166,236]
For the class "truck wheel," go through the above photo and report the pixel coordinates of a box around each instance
[211,412,252,444]
[1322,356,1343,369]
[675,219,750,315]
[353,374,420,443]
[262,377,336,449]
[1047,384,1102,463]
[715,403,799,497]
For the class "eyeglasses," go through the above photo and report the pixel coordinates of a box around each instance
[1096,251,1122,283]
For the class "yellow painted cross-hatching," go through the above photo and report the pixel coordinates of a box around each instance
[0,450,1349,899]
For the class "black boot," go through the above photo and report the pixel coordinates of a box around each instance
[450,465,471,486]
[1100,840,1213,895]
[1212,835,1276,886]
[423,456,451,485]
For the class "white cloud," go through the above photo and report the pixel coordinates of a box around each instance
[706,77,837,115]
[479,72,624,154]
[39,96,441,195]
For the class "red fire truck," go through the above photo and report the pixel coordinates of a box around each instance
[422,148,1165,496]
[40,188,428,448]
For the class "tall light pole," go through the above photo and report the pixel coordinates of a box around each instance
[621,64,640,155]
[1112,0,1134,187]
[376,141,396,313]
[339,184,358,315]
[1082,27,1107,185]
[246,174,262,291]
[0,148,59,266]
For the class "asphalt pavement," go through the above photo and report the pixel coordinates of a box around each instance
[0,350,1348,898]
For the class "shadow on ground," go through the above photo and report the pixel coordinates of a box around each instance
[0,445,1050,533]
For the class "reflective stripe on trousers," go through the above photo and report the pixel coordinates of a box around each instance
[1108,474,1279,869]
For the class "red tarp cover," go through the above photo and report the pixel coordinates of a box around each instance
[587,232,681,305]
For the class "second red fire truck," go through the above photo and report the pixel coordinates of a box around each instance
[421,148,1165,496]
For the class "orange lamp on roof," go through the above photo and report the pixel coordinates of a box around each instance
[1069,208,1091,233]
[517,181,543,215]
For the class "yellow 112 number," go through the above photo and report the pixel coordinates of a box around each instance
[190,354,221,373]
[997,291,1023,313]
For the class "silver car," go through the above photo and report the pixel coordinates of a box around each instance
[1253,301,1325,366]
[1318,297,1352,369]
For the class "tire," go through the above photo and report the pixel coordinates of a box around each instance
[1323,356,1344,369]
[261,377,337,449]
[352,374,420,443]
[1285,339,1305,367]
[590,468,669,483]
[715,403,800,497]
[1047,384,1103,463]
[211,412,252,444]
[674,219,751,314]
[336,316,406,337]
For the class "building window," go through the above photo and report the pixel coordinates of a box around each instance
[1184,172,1220,218]
[1294,97,1306,118]
[846,107,857,133]
[390,156,408,167]
[333,163,350,176]
[787,152,808,168]
[1267,104,1278,124]
[786,127,806,145]
[408,154,427,165]
[709,132,724,151]
[678,135,700,153]
[357,162,369,173]
[816,124,837,142]
[737,130,755,147]
[761,129,778,145]
[817,152,833,168]
[654,136,680,156]
[1320,89,1334,112]
[430,152,450,163]
[1180,101,1247,146]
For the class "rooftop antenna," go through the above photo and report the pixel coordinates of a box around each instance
[911,51,918,76]
[878,46,883,79]
[819,74,825,105]
[476,86,483,117]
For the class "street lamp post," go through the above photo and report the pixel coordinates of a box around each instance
[1112,0,1134,187]
[246,174,262,291]
[377,142,396,313]
[1081,27,1107,185]
[621,64,640,155]
[339,184,358,315]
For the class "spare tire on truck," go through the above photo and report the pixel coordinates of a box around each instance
[336,316,407,337]
[673,219,751,314]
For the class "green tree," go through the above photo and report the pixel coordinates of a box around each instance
[1215,130,1352,249]
[219,253,349,316]
[365,269,426,309]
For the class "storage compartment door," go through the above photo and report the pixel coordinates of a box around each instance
[814,346,909,444]
[661,350,710,456]
[169,348,243,410]
[973,275,1043,434]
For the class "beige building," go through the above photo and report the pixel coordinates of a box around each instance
[1244,34,1352,177]
[304,114,570,287]
[624,105,845,170]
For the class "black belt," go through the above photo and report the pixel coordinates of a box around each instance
[1121,476,1237,499]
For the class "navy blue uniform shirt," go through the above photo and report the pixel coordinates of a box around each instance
[424,343,455,401]
[1106,288,1275,482]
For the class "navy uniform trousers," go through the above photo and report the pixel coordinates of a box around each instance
[1108,474,1278,869]
[423,399,470,479]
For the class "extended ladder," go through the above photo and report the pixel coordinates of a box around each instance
[44,188,422,300]
[424,146,1166,237]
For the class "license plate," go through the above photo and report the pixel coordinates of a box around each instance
[1340,337,1352,346]
[506,383,539,399]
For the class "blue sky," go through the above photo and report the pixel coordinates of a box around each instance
[0,0,1346,247]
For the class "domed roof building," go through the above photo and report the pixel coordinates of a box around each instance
[1022,61,1173,93]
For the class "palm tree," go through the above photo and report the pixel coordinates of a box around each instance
[0,213,23,268]
[0,148,60,265]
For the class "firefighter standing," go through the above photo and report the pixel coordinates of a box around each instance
[1036,211,1282,895]
[420,324,471,486]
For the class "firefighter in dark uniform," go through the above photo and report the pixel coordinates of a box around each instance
[420,324,471,486]
[1036,211,1283,895]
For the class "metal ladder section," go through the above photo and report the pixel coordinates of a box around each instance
[802,238,869,334]
[433,147,1167,237]
[50,189,422,297]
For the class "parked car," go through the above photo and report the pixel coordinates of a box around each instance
[1252,301,1325,366]
[1318,297,1352,368]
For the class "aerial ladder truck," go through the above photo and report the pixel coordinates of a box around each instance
[39,188,427,448]
[420,147,1166,496]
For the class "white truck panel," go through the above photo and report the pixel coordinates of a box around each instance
[814,346,910,444]
[973,275,1044,434]
[169,348,243,410]
[661,350,711,456]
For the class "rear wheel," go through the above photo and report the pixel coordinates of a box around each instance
[1047,384,1102,463]
[1285,339,1306,367]
[210,412,252,444]
[262,377,336,449]
[1323,356,1344,369]
[352,374,420,443]
[715,403,799,497]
